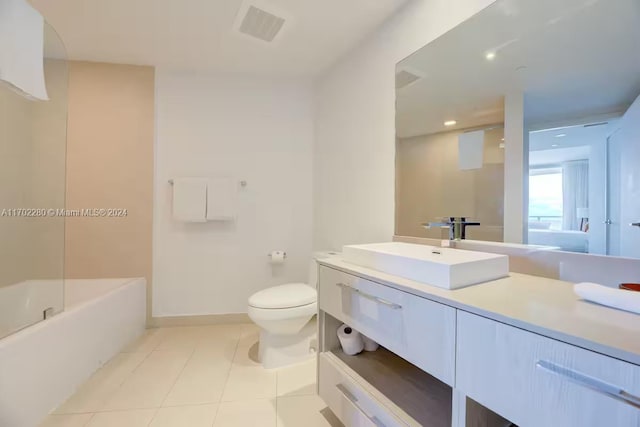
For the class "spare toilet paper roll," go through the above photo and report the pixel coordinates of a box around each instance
[362,335,379,352]
[337,324,364,356]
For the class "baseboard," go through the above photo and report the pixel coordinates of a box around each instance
[149,313,251,328]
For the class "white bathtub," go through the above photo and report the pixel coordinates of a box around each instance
[0,280,64,338]
[0,278,146,427]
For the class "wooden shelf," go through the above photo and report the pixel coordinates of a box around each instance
[331,347,452,427]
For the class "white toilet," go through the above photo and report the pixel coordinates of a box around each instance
[247,251,338,369]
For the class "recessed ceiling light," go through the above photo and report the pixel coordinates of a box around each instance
[501,137,505,141]
[444,120,457,126]
[485,52,496,61]
[555,133,567,138]
[551,144,559,147]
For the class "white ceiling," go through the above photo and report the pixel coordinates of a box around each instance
[396,0,640,138]
[31,0,409,77]
[529,119,618,166]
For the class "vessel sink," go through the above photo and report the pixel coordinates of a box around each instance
[342,242,509,290]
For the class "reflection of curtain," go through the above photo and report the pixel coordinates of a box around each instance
[562,160,589,230]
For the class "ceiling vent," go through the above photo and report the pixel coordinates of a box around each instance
[238,5,286,42]
[395,69,423,89]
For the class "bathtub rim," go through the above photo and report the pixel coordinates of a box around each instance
[0,277,145,348]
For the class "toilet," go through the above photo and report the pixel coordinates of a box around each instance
[248,251,338,369]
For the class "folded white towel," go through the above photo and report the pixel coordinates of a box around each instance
[574,282,640,315]
[172,178,207,223]
[206,177,236,221]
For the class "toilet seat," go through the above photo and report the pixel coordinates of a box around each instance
[248,283,317,309]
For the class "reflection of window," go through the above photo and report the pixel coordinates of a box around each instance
[529,168,563,230]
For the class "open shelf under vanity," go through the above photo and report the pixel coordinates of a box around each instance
[331,347,452,426]
[318,309,453,427]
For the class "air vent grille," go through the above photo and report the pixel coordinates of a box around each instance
[395,69,422,89]
[239,5,285,42]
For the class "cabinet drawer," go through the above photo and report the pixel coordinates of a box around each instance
[319,353,407,427]
[319,266,456,385]
[456,311,640,427]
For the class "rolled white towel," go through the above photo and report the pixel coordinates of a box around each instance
[574,282,640,315]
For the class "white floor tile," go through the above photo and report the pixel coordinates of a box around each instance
[277,395,340,427]
[276,358,317,397]
[101,350,190,410]
[150,404,218,427]
[55,352,149,414]
[238,324,260,348]
[122,328,164,354]
[154,327,207,352]
[39,414,94,427]
[232,343,262,368]
[213,399,277,427]
[222,366,277,401]
[192,336,239,363]
[200,323,246,341]
[163,358,231,406]
[52,325,334,427]
[85,409,156,427]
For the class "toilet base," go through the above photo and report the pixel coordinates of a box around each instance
[258,318,316,369]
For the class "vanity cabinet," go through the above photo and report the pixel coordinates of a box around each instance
[318,263,640,427]
[456,311,640,427]
[318,266,454,427]
[319,266,456,385]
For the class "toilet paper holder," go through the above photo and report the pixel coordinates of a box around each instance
[267,251,287,259]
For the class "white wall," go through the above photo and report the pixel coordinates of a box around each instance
[153,70,314,317]
[609,94,640,258]
[313,0,495,251]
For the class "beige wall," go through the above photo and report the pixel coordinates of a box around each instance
[65,62,154,301]
[396,127,505,241]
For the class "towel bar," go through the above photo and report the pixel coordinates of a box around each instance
[168,179,247,187]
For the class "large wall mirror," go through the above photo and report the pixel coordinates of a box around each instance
[396,0,640,258]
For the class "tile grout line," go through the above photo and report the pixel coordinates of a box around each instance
[89,332,164,419]
[149,329,202,426]
[211,326,246,426]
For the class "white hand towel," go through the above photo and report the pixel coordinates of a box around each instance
[574,282,640,315]
[206,177,236,221]
[172,178,207,222]
[0,0,49,100]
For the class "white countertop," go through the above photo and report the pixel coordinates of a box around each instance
[319,257,640,366]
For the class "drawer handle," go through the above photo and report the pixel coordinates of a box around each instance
[336,283,402,310]
[536,360,640,409]
[336,383,387,427]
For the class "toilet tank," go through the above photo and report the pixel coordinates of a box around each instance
[309,251,340,289]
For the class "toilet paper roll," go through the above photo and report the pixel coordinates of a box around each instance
[362,335,379,352]
[337,324,364,356]
[269,251,286,264]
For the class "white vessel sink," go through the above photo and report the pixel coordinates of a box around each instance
[342,242,509,290]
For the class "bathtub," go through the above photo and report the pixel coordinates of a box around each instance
[0,278,146,427]
[0,280,64,339]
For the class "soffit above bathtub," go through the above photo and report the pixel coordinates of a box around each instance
[29,0,409,77]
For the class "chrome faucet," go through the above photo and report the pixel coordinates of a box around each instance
[421,217,481,240]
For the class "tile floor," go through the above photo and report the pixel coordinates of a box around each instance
[40,323,342,427]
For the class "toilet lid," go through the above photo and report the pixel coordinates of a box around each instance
[249,283,317,309]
